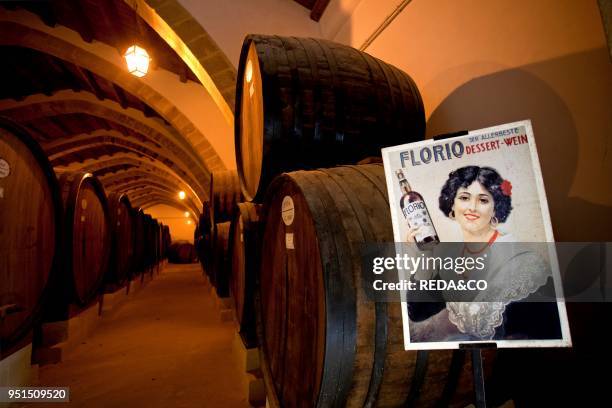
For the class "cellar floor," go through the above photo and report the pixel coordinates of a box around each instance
[26,263,249,408]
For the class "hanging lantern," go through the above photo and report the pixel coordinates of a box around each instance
[124,45,150,77]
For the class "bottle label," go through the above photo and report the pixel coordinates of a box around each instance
[402,200,436,241]
[281,196,294,226]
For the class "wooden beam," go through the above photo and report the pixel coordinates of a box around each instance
[68,0,94,43]
[83,70,105,101]
[96,117,111,132]
[49,117,70,135]
[310,0,330,22]
[46,56,81,92]
[111,83,128,109]
[72,65,104,100]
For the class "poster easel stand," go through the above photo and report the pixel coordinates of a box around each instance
[414,130,494,408]
[458,342,497,408]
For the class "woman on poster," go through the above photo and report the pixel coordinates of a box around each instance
[406,165,562,342]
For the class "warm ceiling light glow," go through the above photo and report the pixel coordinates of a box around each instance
[184,211,190,217]
[124,45,150,77]
[186,219,192,225]
[178,191,186,200]
[245,60,253,83]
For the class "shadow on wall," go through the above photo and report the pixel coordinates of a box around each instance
[427,48,612,242]
[426,48,612,406]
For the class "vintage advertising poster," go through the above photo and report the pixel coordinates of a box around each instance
[381,120,572,350]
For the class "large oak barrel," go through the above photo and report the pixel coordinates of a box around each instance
[59,172,111,306]
[168,240,197,264]
[157,222,163,266]
[212,222,231,297]
[229,202,262,347]
[235,35,426,201]
[142,214,153,272]
[0,118,62,352]
[162,224,171,260]
[200,201,213,236]
[106,193,133,285]
[210,170,242,223]
[197,202,213,274]
[259,165,485,407]
[131,208,145,276]
[151,217,160,268]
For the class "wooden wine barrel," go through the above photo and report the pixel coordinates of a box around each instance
[162,224,171,261]
[210,170,242,223]
[229,203,262,348]
[152,218,159,267]
[131,208,145,276]
[259,165,489,407]
[235,35,426,201]
[197,203,213,275]
[150,217,158,269]
[157,222,164,265]
[200,201,212,235]
[212,222,231,297]
[155,220,161,266]
[59,172,111,306]
[168,241,197,264]
[0,118,63,352]
[106,193,133,285]
[143,214,155,273]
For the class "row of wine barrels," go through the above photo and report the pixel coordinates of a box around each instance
[162,225,171,260]
[106,193,133,285]
[0,117,63,354]
[210,170,243,224]
[167,241,198,264]
[195,202,213,274]
[1,117,168,352]
[143,214,155,272]
[58,172,111,307]
[211,222,231,297]
[133,211,166,274]
[235,34,426,202]
[258,165,482,407]
[131,208,146,275]
[228,203,262,348]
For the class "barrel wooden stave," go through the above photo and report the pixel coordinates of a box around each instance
[212,221,231,297]
[106,193,133,285]
[259,165,484,407]
[235,35,426,201]
[210,171,242,223]
[131,208,145,276]
[0,119,62,351]
[229,202,262,347]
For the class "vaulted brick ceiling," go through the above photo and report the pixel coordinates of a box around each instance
[0,1,237,214]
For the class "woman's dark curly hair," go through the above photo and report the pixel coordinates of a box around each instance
[439,166,513,223]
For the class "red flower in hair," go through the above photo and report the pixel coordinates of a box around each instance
[501,180,512,196]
